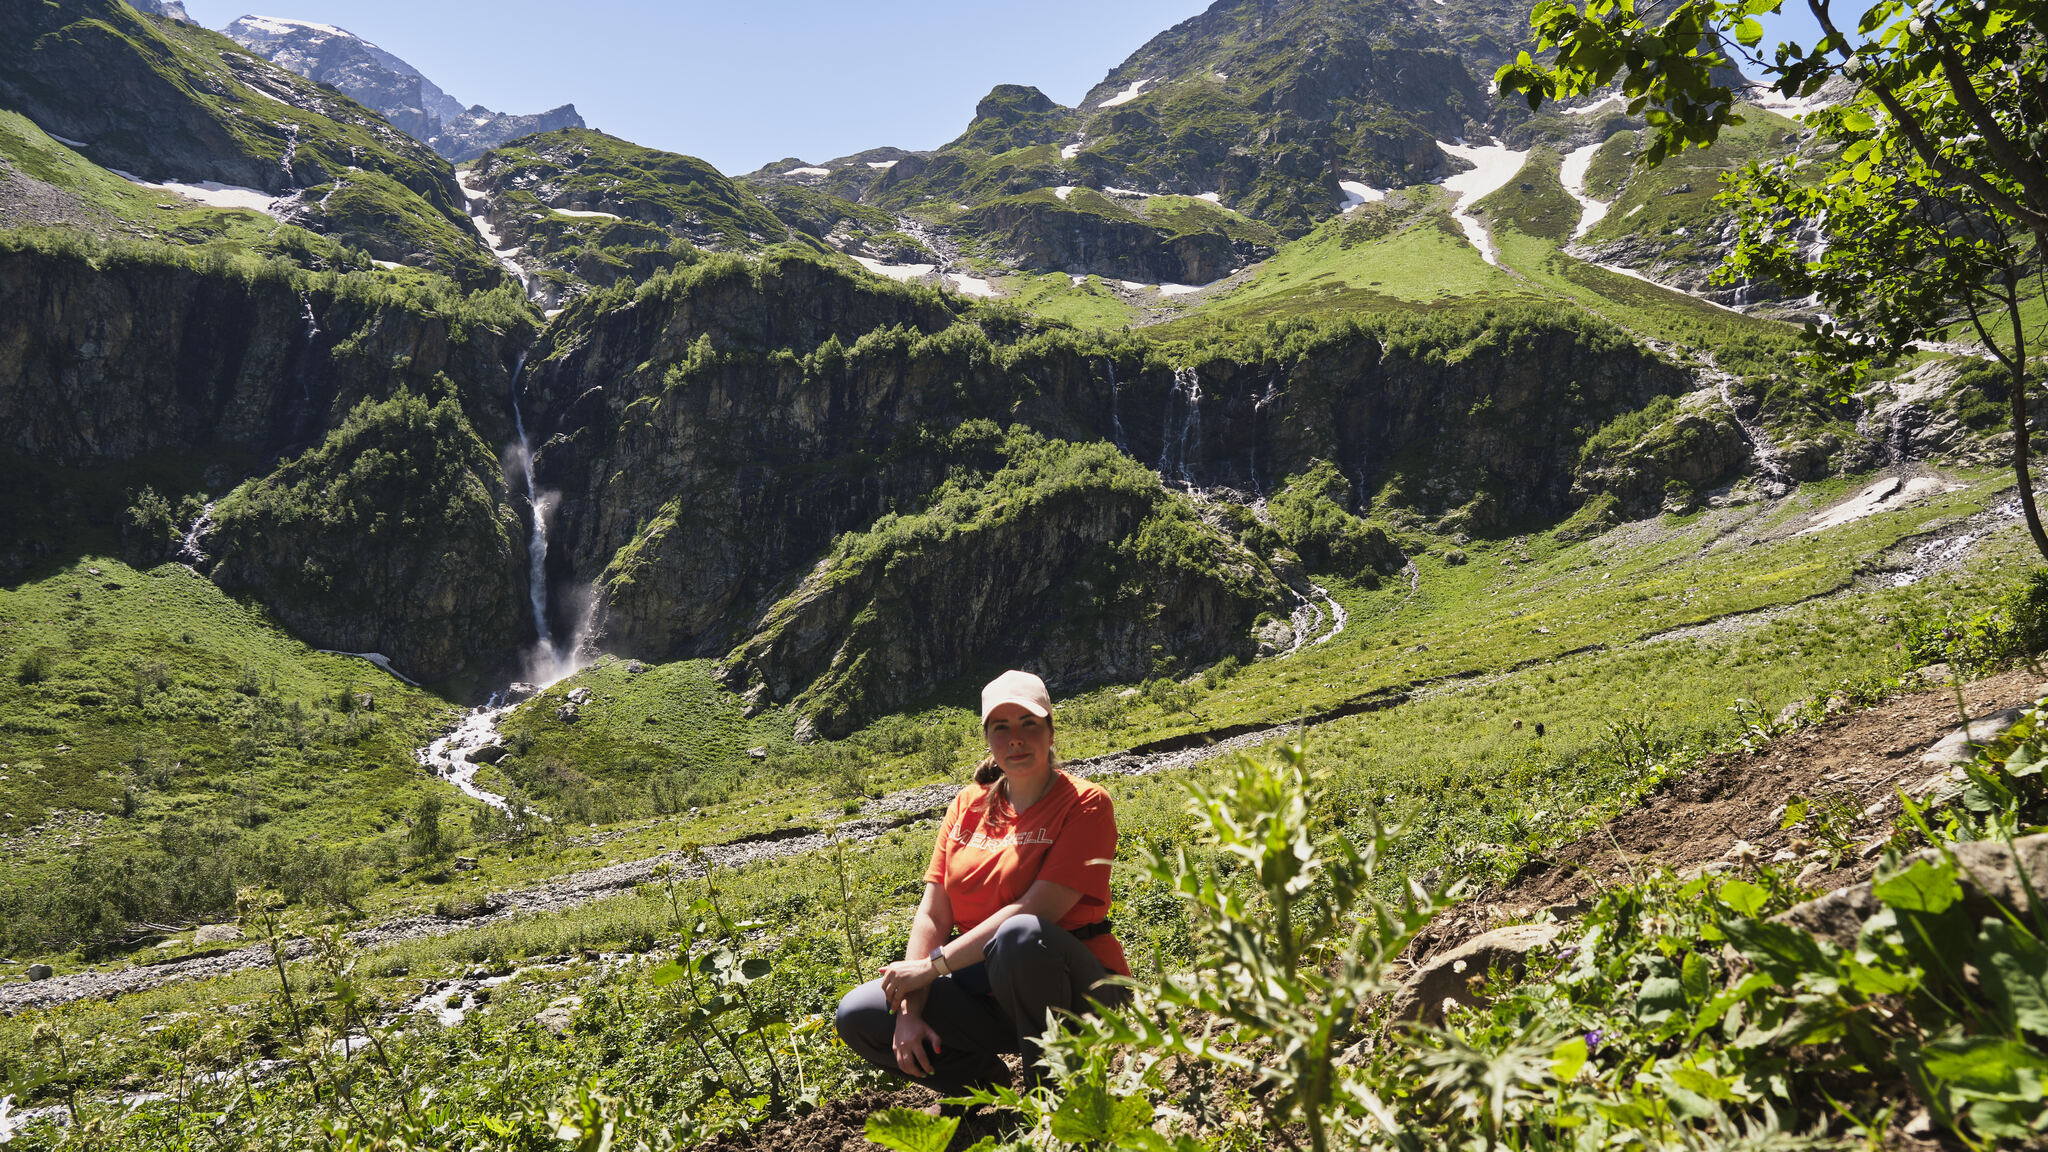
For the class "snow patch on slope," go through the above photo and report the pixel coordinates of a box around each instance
[1436,140,1529,266]
[1798,476,1960,535]
[785,166,830,177]
[854,256,936,281]
[1338,180,1385,211]
[115,173,279,214]
[1558,143,1611,239]
[1564,94,1624,117]
[238,14,350,37]
[1099,78,1155,107]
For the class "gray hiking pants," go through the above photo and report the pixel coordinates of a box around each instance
[834,914,1120,1092]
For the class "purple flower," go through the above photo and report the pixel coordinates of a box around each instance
[1584,1030,1604,1053]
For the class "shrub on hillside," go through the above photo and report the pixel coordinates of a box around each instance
[1897,568,2048,677]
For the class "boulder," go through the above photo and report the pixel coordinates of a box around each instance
[470,744,508,765]
[1255,618,1296,657]
[27,964,53,981]
[567,687,592,705]
[193,924,244,945]
[536,994,582,1034]
[1779,833,2048,947]
[554,703,579,723]
[1908,705,2032,802]
[1389,923,1562,1027]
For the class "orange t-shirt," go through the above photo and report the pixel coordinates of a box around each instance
[924,771,1129,976]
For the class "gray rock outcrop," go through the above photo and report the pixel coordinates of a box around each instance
[1391,923,1563,1026]
[1778,833,2048,947]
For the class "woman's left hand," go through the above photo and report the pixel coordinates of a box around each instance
[878,958,936,1004]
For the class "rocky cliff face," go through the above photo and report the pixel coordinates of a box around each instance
[431,105,585,164]
[206,387,526,683]
[222,15,588,163]
[516,251,1689,729]
[0,241,533,680]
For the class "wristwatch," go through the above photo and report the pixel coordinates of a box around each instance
[928,946,951,976]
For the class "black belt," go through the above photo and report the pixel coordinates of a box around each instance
[1071,919,1114,940]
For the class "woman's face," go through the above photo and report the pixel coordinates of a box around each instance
[983,703,1053,779]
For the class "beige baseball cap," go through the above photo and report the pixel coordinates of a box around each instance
[980,669,1052,725]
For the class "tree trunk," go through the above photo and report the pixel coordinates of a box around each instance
[2010,360,2048,562]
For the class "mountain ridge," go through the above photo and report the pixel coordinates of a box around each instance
[222,14,587,162]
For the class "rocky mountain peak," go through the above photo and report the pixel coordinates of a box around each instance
[222,14,587,162]
[975,84,1061,122]
[128,0,193,21]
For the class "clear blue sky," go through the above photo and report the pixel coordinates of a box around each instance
[177,0,1842,175]
[178,0,1216,175]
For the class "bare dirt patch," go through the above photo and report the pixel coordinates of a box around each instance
[1415,666,2046,959]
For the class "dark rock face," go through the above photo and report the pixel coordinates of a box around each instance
[1573,392,1753,518]
[519,252,1686,729]
[205,388,526,683]
[0,245,531,680]
[0,249,519,465]
[963,198,1249,284]
[720,453,1285,736]
[222,16,588,163]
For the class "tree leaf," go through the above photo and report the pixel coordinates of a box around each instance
[1636,975,1687,1022]
[1669,1063,1739,1101]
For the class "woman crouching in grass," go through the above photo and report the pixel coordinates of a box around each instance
[834,669,1128,1096]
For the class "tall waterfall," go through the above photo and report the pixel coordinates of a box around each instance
[507,354,586,685]
[1157,366,1203,488]
[510,353,551,644]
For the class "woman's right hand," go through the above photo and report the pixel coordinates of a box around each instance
[891,1008,942,1078]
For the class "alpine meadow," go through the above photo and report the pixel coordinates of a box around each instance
[8,0,2048,1148]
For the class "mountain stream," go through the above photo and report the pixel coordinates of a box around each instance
[414,353,588,812]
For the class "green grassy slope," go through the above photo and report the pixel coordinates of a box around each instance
[0,0,498,285]
[0,557,458,956]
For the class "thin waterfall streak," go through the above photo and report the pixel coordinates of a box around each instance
[510,353,553,646]
[1157,367,1202,488]
[1108,359,1128,453]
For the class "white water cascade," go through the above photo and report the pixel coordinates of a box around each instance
[177,502,217,568]
[1157,367,1203,488]
[505,353,591,685]
[413,354,590,815]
